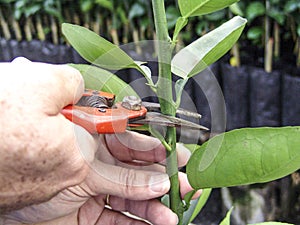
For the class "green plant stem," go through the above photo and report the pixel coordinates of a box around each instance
[264,0,272,73]
[151,0,184,224]
[166,128,185,224]
[152,0,175,115]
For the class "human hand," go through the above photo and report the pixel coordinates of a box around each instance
[1,131,199,225]
[0,57,92,212]
[0,58,200,225]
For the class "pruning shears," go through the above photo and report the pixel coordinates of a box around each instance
[62,89,208,134]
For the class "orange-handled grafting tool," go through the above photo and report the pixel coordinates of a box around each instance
[62,89,208,134]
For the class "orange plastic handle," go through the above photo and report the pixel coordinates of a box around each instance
[82,89,115,99]
[62,103,147,134]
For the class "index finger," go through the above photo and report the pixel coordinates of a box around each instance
[105,131,191,167]
[35,64,85,116]
[105,131,166,163]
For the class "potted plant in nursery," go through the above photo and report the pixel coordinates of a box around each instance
[245,0,281,128]
[220,1,300,222]
[218,2,252,131]
[243,0,300,128]
[281,0,300,126]
[221,0,283,130]
[62,0,300,224]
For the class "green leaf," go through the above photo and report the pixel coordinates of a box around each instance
[284,0,300,13]
[247,27,263,40]
[229,2,244,16]
[175,78,189,107]
[166,5,181,29]
[70,64,138,102]
[173,17,188,42]
[267,8,285,25]
[80,0,93,12]
[171,16,247,78]
[246,2,265,23]
[129,3,145,20]
[181,198,199,225]
[219,208,233,225]
[43,0,63,22]
[161,194,170,208]
[62,23,154,86]
[186,188,212,224]
[195,20,209,36]
[178,0,239,18]
[14,9,22,20]
[62,23,136,70]
[117,6,128,24]
[186,127,300,189]
[24,4,40,17]
[95,0,113,11]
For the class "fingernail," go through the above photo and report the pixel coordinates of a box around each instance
[11,57,31,63]
[150,174,170,193]
[174,214,179,225]
[169,212,179,225]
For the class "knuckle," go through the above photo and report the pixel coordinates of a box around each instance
[119,168,148,198]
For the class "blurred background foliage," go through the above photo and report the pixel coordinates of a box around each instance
[0,0,299,68]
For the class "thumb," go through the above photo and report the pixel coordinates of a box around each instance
[83,160,170,200]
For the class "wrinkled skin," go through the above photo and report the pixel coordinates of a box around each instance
[0,58,200,225]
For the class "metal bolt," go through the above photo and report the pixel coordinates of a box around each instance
[121,96,142,111]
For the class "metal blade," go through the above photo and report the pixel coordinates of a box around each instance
[142,102,202,119]
[130,112,209,130]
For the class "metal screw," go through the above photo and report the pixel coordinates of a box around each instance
[121,96,142,111]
